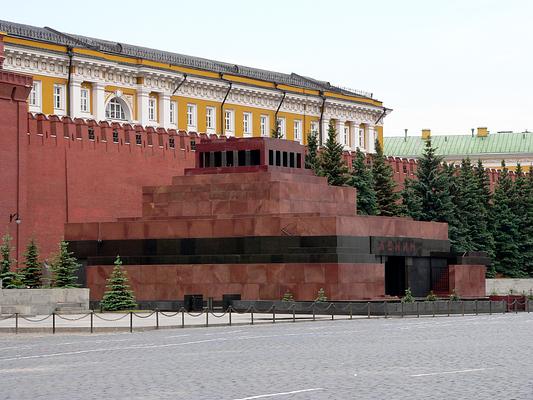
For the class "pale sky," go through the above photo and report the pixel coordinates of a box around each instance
[4,0,532,136]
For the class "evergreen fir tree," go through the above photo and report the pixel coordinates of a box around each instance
[20,238,42,288]
[0,234,23,288]
[513,164,533,277]
[491,161,523,277]
[473,160,495,260]
[372,138,401,216]
[401,140,458,247]
[100,256,137,311]
[442,162,464,252]
[51,241,80,287]
[347,148,378,215]
[305,130,321,175]
[271,121,283,139]
[319,121,348,186]
[527,167,533,276]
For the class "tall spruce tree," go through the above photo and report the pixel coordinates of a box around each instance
[473,160,495,260]
[51,241,80,287]
[347,148,377,215]
[271,121,283,139]
[319,121,348,186]
[527,167,533,276]
[100,256,137,311]
[513,164,533,277]
[20,238,42,288]
[305,130,321,175]
[372,138,401,216]
[401,140,458,248]
[453,158,487,253]
[0,234,23,289]
[491,161,523,277]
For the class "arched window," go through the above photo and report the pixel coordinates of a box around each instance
[105,97,126,120]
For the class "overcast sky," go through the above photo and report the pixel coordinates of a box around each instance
[4,0,532,136]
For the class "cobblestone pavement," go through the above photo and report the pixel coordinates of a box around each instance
[0,313,532,399]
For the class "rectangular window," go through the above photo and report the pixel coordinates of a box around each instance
[294,120,302,142]
[187,104,197,130]
[136,133,142,145]
[260,115,269,137]
[206,106,216,131]
[112,129,119,143]
[29,81,41,108]
[80,88,89,113]
[359,128,364,148]
[243,112,252,135]
[276,117,286,139]
[53,84,64,111]
[311,121,319,134]
[343,126,349,146]
[88,127,95,141]
[169,136,175,149]
[148,97,157,121]
[224,110,234,135]
[169,101,177,125]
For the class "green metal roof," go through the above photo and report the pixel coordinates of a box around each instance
[384,132,533,158]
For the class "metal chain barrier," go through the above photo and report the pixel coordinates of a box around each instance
[56,313,91,321]
[20,314,52,322]
[132,311,156,319]
[93,312,129,321]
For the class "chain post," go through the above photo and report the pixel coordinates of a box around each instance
[229,307,232,326]
[292,305,296,323]
[489,300,492,315]
[273,306,276,324]
[384,302,388,319]
[90,311,94,333]
[448,300,451,317]
[313,304,316,321]
[129,311,133,333]
[155,309,159,330]
[331,304,334,321]
[52,312,56,334]
[475,300,478,315]
[349,303,353,320]
[514,300,518,314]
[401,302,404,318]
[527,298,530,313]
[417,301,420,318]
[205,308,209,327]
[181,308,185,328]
[251,308,254,325]
[462,301,465,316]
[15,313,18,334]
[432,301,435,318]
[367,302,371,319]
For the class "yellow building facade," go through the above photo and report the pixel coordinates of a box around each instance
[1,20,389,152]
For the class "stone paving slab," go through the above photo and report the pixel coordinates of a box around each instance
[0,313,532,399]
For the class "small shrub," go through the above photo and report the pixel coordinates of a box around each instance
[315,288,327,302]
[401,288,414,303]
[426,291,437,301]
[282,291,294,302]
[449,289,460,301]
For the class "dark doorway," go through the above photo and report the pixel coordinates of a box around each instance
[385,256,406,297]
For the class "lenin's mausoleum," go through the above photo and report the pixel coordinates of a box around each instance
[0,31,487,305]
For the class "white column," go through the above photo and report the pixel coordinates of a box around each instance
[336,120,346,148]
[137,88,150,127]
[92,82,106,122]
[159,92,171,128]
[321,118,330,146]
[367,124,376,153]
[69,80,82,119]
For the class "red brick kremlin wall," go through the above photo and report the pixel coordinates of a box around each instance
[0,71,512,263]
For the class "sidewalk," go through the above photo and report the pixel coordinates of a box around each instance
[0,310,352,333]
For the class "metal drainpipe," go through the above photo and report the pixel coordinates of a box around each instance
[172,73,187,95]
[318,93,326,146]
[274,91,287,133]
[219,79,232,135]
[66,46,73,117]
